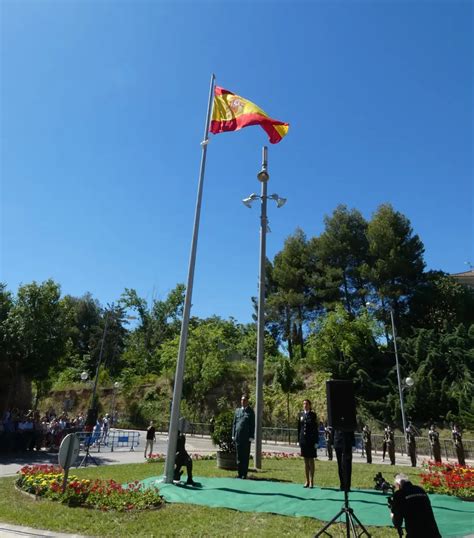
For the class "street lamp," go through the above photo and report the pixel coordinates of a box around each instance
[111,382,120,425]
[366,302,412,452]
[243,146,286,470]
[80,371,89,382]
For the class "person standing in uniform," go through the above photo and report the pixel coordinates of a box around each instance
[333,429,355,491]
[428,424,442,463]
[324,423,333,461]
[232,395,255,479]
[297,399,318,488]
[452,424,466,466]
[406,422,417,467]
[362,425,372,464]
[384,425,396,465]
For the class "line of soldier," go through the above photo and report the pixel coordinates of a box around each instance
[359,423,466,467]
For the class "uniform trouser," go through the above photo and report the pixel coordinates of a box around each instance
[236,440,251,478]
[408,445,416,467]
[327,442,333,460]
[335,447,352,491]
[432,444,441,463]
[364,442,372,463]
[388,443,395,465]
[174,452,193,482]
[456,446,466,466]
[382,441,387,460]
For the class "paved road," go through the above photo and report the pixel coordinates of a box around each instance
[0,429,429,478]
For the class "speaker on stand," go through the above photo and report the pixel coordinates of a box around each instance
[314,380,371,538]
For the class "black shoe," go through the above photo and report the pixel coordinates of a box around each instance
[186,479,196,486]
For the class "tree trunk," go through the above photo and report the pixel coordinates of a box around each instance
[287,393,291,444]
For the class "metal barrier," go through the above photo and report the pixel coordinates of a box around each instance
[150,421,473,460]
[74,430,140,453]
[108,430,140,452]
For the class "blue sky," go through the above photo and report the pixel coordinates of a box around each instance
[1,1,472,323]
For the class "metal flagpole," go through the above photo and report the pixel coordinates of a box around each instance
[164,73,215,483]
[254,146,269,469]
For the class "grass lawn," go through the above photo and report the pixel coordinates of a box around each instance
[0,459,422,537]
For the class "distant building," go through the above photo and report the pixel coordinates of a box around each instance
[451,269,474,288]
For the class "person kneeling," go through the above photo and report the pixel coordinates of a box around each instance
[391,473,440,538]
[173,431,196,486]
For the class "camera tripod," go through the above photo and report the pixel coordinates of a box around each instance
[79,435,98,467]
[315,489,371,538]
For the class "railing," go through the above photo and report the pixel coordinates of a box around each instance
[75,430,140,452]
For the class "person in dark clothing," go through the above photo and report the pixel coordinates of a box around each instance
[144,421,156,458]
[452,424,466,466]
[362,425,372,464]
[428,424,442,463]
[232,394,255,479]
[406,423,417,467]
[333,429,355,492]
[297,399,318,488]
[324,423,333,461]
[383,425,396,465]
[391,473,441,538]
[173,431,196,486]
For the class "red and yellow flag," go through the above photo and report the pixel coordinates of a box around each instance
[210,86,289,144]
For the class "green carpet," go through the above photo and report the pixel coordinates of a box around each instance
[140,476,473,537]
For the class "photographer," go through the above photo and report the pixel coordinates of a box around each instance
[390,473,441,537]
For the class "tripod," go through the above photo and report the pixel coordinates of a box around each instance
[79,434,98,467]
[315,489,371,538]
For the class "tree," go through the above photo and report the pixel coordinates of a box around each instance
[401,324,474,427]
[274,358,303,442]
[316,205,369,315]
[362,204,425,338]
[307,305,387,416]
[266,229,319,360]
[3,280,69,408]
[406,271,474,332]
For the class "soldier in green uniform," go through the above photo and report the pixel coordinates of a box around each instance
[232,395,255,479]
[452,424,466,466]
[362,425,372,464]
[406,422,417,467]
[384,425,396,465]
[428,424,442,463]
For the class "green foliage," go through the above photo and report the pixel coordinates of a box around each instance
[211,410,235,452]
[401,324,474,427]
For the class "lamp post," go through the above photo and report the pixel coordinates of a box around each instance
[242,146,286,469]
[366,302,414,452]
[111,381,120,425]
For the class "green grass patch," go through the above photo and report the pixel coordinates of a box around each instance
[0,460,418,536]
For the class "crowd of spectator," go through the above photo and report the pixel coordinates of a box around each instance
[0,408,112,453]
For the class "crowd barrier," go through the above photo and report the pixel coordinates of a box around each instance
[75,430,140,452]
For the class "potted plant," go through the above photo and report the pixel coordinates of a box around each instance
[211,410,237,470]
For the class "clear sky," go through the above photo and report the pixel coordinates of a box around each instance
[1,0,472,323]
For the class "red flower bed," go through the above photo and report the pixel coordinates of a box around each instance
[420,460,474,499]
[16,464,162,511]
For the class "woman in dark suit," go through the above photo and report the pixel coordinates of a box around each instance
[297,398,318,488]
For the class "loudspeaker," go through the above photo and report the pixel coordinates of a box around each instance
[326,380,357,431]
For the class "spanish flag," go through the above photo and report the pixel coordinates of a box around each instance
[210,86,289,144]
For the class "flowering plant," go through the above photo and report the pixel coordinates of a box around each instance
[147,453,216,463]
[262,452,300,460]
[420,460,474,499]
[16,465,162,511]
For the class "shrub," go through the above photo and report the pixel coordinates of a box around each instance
[211,410,235,453]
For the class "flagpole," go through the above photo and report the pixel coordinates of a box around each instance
[164,73,215,483]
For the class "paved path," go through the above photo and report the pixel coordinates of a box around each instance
[0,430,430,477]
